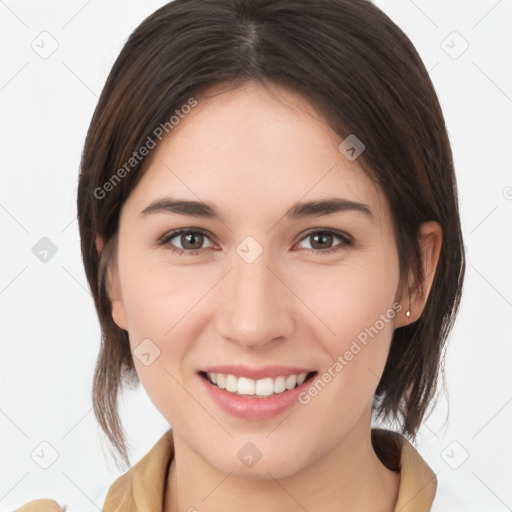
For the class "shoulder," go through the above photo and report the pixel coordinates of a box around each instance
[13,499,67,511]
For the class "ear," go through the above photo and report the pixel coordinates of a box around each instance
[95,234,128,331]
[394,221,443,327]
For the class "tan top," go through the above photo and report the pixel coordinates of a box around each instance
[15,428,437,512]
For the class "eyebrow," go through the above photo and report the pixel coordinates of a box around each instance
[140,197,374,221]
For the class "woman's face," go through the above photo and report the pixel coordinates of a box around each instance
[105,81,411,478]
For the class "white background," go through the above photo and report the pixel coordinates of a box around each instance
[1,0,511,510]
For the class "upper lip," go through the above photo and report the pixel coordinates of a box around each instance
[199,364,316,380]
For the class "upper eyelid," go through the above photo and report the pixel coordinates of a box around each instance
[299,227,352,240]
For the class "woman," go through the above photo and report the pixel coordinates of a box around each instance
[16,0,465,510]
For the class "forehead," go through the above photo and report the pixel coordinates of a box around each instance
[122,81,388,225]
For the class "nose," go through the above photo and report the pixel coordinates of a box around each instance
[215,246,295,349]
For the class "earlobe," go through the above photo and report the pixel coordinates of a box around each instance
[395,221,442,327]
[107,266,128,331]
[96,234,128,331]
[95,235,104,254]
[111,300,128,331]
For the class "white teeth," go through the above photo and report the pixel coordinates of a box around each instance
[238,377,255,395]
[225,374,238,392]
[285,375,297,390]
[205,372,310,397]
[216,373,226,389]
[255,377,274,396]
[273,376,286,393]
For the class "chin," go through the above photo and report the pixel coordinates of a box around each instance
[206,445,307,481]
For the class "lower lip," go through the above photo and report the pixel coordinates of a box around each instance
[199,373,315,420]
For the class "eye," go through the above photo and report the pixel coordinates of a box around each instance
[158,228,354,256]
[159,229,215,255]
[296,229,353,255]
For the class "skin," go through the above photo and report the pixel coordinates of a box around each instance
[96,80,442,512]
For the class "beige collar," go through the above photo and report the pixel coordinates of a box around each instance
[372,428,437,511]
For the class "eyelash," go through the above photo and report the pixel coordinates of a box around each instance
[158,228,354,257]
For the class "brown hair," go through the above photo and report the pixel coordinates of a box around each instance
[77,0,465,470]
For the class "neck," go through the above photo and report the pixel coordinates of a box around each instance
[164,415,400,512]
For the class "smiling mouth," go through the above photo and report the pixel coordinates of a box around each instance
[199,371,317,398]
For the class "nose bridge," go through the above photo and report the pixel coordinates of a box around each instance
[217,243,293,347]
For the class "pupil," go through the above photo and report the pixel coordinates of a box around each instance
[312,233,331,249]
[183,233,202,249]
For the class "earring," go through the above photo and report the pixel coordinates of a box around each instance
[405,310,411,318]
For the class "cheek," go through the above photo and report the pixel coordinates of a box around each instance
[121,257,202,340]
[302,259,398,344]
[300,257,400,409]
[121,275,194,418]
[296,274,399,434]
[119,259,207,393]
